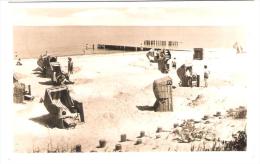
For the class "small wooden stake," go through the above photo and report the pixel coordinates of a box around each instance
[140,131,145,138]
[75,144,82,152]
[156,127,163,133]
[115,144,122,151]
[121,134,127,142]
[99,140,107,148]
[173,123,179,128]
[135,139,142,145]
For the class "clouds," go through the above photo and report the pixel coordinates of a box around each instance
[10,3,253,26]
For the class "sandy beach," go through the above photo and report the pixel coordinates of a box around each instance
[13,49,247,152]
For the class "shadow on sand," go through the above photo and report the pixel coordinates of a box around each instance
[30,114,56,128]
[39,81,53,85]
[32,67,42,72]
[32,67,47,77]
[32,71,42,75]
[136,105,154,111]
[32,72,47,78]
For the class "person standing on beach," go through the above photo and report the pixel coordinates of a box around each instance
[92,44,95,53]
[204,65,210,87]
[68,57,73,75]
[172,57,176,69]
[84,44,88,55]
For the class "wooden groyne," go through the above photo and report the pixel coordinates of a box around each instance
[97,40,182,52]
[97,44,151,51]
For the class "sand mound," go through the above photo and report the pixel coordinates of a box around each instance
[226,106,247,119]
[14,72,29,80]
[113,91,132,99]
[188,94,206,107]
[74,78,93,84]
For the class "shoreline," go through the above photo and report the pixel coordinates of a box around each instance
[14,47,238,60]
[14,49,131,60]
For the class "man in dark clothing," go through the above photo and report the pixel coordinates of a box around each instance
[68,57,73,75]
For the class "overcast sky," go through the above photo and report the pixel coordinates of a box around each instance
[10,2,254,26]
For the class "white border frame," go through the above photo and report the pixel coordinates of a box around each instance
[1,1,260,164]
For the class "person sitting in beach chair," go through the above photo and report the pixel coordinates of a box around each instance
[172,57,176,69]
[185,67,192,87]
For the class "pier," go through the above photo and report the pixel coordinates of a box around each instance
[97,40,182,52]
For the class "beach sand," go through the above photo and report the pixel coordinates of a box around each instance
[13,49,247,152]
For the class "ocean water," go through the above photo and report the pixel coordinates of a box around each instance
[13,26,246,58]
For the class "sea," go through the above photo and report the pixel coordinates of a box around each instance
[13,26,246,58]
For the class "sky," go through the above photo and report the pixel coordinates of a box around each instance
[10,1,255,26]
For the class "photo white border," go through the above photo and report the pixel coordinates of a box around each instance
[1,1,260,164]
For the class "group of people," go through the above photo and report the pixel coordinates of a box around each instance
[184,63,210,88]
[147,49,210,87]
[41,50,74,85]
[171,57,210,88]
[51,57,74,85]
